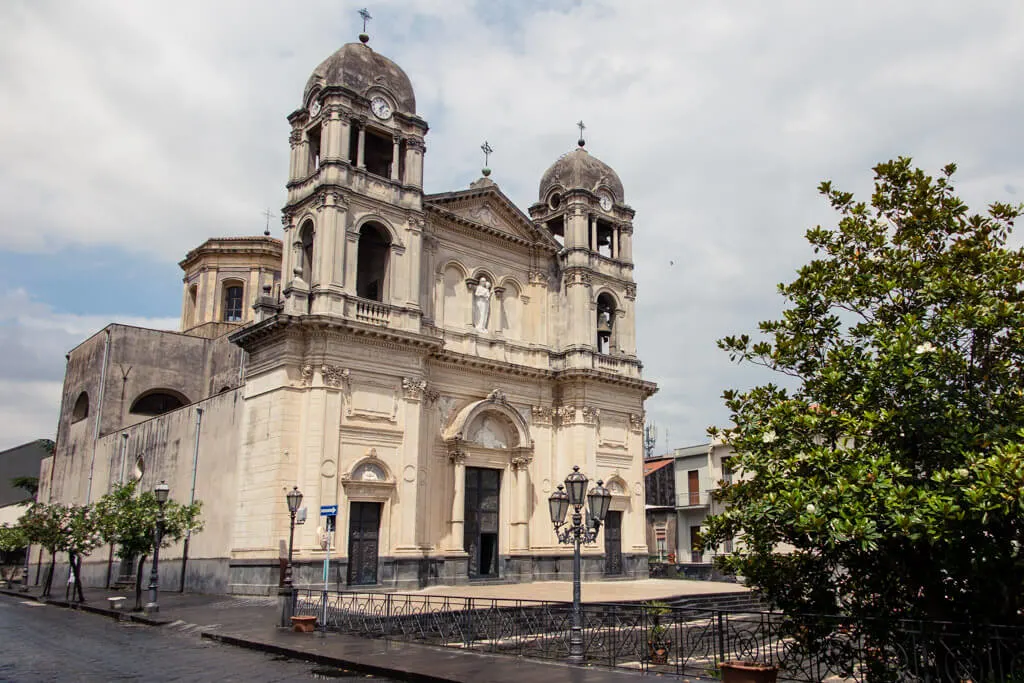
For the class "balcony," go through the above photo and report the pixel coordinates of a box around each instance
[349,297,391,326]
[676,491,710,509]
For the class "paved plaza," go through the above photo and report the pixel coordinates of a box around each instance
[408,578,748,602]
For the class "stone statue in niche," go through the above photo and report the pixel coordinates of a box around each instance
[473,277,492,331]
[467,414,509,449]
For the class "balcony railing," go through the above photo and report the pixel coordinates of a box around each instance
[352,297,390,326]
[677,491,708,508]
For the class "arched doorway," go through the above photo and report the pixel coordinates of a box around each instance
[356,223,390,301]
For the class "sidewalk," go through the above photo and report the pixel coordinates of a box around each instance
[0,585,669,682]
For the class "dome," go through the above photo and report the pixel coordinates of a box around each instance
[538,147,624,203]
[303,43,416,115]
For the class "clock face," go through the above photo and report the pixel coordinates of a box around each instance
[600,195,613,211]
[308,100,321,117]
[370,97,393,120]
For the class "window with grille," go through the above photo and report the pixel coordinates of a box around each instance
[223,285,244,322]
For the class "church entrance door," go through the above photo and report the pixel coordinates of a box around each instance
[347,502,381,586]
[464,467,501,579]
[604,511,623,575]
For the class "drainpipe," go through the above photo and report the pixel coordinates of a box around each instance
[179,407,203,592]
[106,432,129,588]
[86,327,112,504]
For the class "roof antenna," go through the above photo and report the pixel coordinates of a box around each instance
[262,208,274,236]
[480,140,493,177]
[576,120,586,148]
[358,8,372,44]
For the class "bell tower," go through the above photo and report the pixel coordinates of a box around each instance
[529,126,637,357]
[279,30,428,331]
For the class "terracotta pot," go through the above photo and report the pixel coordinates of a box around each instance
[290,615,317,633]
[720,661,779,683]
[647,640,670,665]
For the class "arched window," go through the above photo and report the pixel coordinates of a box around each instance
[187,284,198,326]
[299,220,315,284]
[71,392,89,423]
[222,282,244,322]
[596,293,616,354]
[129,389,189,417]
[356,223,391,301]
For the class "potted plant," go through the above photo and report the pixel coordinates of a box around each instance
[645,601,672,665]
[719,661,779,683]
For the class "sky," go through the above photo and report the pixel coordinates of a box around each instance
[0,0,1022,453]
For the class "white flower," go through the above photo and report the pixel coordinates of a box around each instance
[806,504,816,514]
[762,430,777,444]
[915,342,936,355]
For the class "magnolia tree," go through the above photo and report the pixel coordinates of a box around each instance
[703,159,1024,633]
[18,502,101,599]
[95,482,203,610]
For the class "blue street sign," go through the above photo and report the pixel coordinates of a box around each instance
[320,504,338,517]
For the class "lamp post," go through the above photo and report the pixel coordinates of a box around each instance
[548,466,612,666]
[145,481,170,614]
[279,486,303,627]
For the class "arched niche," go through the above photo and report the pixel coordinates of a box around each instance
[71,391,89,424]
[129,388,190,417]
[341,455,396,499]
[605,475,631,512]
[442,390,532,453]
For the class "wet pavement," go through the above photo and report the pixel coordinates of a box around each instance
[0,593,402,682]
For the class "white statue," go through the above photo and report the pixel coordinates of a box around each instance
[473,277,492,331]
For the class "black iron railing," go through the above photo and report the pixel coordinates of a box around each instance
[292,589,1024,681]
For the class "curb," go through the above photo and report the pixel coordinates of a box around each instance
[202,631,457,683]
[0,588,171,626]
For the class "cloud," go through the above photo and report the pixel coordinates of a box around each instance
[1,1,1023,451]
[0,289,177,449]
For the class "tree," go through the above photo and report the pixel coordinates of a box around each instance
[703,159,1024,635]
[17,502,100,599]
[9,476,38,498]
[95,482,203,610]
[0,524,29,586]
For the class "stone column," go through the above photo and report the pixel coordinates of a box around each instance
[324,108,343,161]
[620,226,634,263]
[391,136,401,181]
[513,457,531,550]
[344,228,360,293]
[407,216,423,310]
[449,450,466,551]
[566,205,587,249]
[356,122,366,169]
[405,139,425,189]
[612,225,620,259]
[338,113,351,163]
[589,215,598,252]
[288,129,303,183]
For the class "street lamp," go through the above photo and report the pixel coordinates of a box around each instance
[279,486,303,627]
[548,466,612,665]
[145,481,170,614]
[285,487,303,587]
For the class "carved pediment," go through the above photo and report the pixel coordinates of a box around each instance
[426,188,560,250]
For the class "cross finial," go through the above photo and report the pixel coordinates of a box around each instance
[576,120,586,147]
[262,208,275,236]
[480,141,493,176]
[359,8,372,33]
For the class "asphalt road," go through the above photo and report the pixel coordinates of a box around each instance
[0,593,401,682]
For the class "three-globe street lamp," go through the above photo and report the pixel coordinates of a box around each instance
[145,481,170,614]
[548,466,612,666]
[279,486,303,627]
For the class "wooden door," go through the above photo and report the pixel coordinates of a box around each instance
[604,511,623,575]
[687,470,700,505]
[464,467,501,578]
[347,502,381,586]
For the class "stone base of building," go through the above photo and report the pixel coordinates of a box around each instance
[228,553,650,596]
[38,554,648,597]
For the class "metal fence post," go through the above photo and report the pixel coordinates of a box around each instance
[717,610,726,666]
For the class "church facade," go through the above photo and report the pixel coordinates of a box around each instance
[40,37,657,594]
